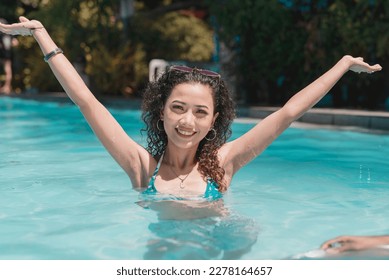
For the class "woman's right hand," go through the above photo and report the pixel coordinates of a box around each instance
[0,16,44,36]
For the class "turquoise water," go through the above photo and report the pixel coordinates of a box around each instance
[1,96,388,259]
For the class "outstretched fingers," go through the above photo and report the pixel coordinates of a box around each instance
[19,16,30,23]
[371,63,383,71]
[365,64,382,74]
[0,16,43,36]
[349,61,382,74]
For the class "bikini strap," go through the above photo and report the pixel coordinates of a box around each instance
[144,152,165,193]
[151,151,164,179]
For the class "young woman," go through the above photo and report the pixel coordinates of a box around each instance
[0,17,382,200]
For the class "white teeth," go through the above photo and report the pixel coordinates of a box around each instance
[177,128,195,136]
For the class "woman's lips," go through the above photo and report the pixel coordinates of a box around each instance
[176,127,196,136]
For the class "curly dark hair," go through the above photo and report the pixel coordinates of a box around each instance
[141,67,235,192]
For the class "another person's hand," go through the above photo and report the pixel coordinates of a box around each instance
[321,235,389,254]
[342,55,382,74]
[0,16,43,36]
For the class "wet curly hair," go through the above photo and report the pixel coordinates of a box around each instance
[141,67,235,192]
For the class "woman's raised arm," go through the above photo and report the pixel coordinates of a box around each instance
[220,55,382,175]
[0,17,152,187]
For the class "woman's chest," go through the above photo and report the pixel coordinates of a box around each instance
[153,169,208,197]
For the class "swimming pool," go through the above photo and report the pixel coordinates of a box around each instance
[1,96,388,259]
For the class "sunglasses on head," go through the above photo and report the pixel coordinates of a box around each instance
[169,65,221,78]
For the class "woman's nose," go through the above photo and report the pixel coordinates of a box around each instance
[180,111,195,126]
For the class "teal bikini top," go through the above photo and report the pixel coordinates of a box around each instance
[142,152,222,201]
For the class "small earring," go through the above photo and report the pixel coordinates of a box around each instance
[205,128,217,141]
[157,119,164,131]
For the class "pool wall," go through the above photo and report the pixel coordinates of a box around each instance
[239,106,389,131]
[2,93,389,131]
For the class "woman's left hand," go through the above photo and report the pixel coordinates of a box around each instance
[343,55,382,74]
[0,16,43,36]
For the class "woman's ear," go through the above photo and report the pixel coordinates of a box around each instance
[160,109,164,120]
[212,112,219,127]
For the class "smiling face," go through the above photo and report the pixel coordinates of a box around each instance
[162,83,218,150]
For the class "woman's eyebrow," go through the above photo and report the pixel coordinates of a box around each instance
[171,100,186,105]
[195,105,209,109]
[171,100,209,109]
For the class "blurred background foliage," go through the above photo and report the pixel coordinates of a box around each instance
[1,0,214,96]
[208,0,389,109]
[0,0,388,109]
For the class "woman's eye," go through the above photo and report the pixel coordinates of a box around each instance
[196,110,208,116]
[172,105,184,111]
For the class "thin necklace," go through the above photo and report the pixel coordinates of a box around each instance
[168,165,191,189]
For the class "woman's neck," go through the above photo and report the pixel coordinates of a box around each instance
[164,145,198,170]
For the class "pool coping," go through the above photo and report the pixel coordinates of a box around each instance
[238,106,389,131]
[2,92,389,131]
